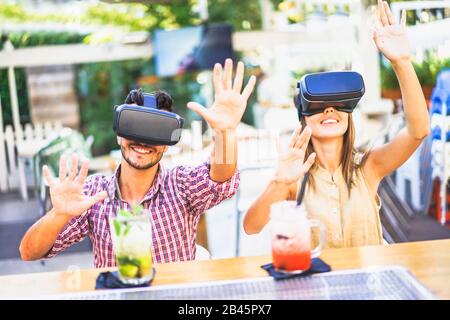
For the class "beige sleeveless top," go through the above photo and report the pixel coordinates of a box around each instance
[298,154,383,248]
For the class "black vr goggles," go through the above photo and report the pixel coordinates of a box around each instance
[295,71,365,118]
[113,93,184,146]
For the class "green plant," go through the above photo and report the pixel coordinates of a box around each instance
[0,30,85,127]
[380,63,399,90]
[0,68,30,126]
[1,1,260,152]
[380,51,450,91]
[76,60,144,156]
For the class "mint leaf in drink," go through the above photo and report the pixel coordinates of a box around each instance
[113,220,122,236]
[118,208,133,219]
[123,224,132,237]
[132,204,143,216]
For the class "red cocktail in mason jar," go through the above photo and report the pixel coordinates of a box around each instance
[270,201,325,273]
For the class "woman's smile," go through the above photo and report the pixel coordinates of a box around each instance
[320,117,339,126]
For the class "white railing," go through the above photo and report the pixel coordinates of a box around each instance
[0,121,62,199]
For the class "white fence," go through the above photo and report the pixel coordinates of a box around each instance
[0,121,62,198]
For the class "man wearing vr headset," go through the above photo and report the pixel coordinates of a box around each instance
[244,1,431,248]
[20,59,256,267]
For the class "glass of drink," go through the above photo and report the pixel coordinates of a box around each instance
[270,201,325,273]
[109,208,154,285]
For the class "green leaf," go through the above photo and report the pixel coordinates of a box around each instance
[118,255,130,265]
[113,220,122,236]
[117,208,133,219]
[132,204,143,216]
[123,224,132,237]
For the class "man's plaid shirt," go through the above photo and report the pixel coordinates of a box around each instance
[45,161,240,267]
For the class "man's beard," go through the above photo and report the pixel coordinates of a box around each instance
[120,145,163,170]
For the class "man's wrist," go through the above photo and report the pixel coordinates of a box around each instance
[47,208,72,225]
[211,127,237,134]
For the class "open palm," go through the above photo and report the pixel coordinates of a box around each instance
[274,126,316,184]
[187,59,256,131]
[373,0,411,62]
[43,154,107,217]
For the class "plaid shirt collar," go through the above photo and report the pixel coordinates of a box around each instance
[105,162,167,203]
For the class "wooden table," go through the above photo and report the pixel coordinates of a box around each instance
[1,239,449,299]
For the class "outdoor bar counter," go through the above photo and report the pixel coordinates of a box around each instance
[0,239,449,299]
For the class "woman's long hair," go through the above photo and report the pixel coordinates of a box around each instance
[299,113,363,194]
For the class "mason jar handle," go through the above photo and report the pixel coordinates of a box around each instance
[309,219,326,258]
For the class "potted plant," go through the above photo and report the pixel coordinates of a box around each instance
[414,51,438,101]
[380,63,401,100]
[381,51,450,102]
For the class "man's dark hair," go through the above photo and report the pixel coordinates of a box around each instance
[125,88,173,112]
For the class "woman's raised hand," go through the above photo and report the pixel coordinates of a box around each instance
[273,126,316,185]
[373,0,411,63]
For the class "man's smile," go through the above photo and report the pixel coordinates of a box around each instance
[130,144,155,155]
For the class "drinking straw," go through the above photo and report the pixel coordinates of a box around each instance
[296,172,309,207]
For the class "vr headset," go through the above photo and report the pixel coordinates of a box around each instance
[113,93,184,146]
[295,71,365,117]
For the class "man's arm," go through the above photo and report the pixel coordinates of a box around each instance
[187,59,256,182]
[209,129,237,182]
[19,154,107,261]
[19,209,72,260]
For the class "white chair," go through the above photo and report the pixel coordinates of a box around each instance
[396,145,423,211]
[195,244,211,261]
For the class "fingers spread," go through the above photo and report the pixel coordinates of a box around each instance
[224,58,233,90]
[59,154,67,182]
[295,126,312,151]
[76,159,90,183]
[372,28,384,51]
[68,153,79,181]
[213,63,224,94]
[232,61,245,93]
[187,102,212,123]
[383,1,395,25]
[42,165,54,187]
[242,75,256,101]
[302,152,316,172]
[378,0,389,26]
[401,9,406,26]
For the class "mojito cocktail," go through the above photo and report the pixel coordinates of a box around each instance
[109,208,153,285]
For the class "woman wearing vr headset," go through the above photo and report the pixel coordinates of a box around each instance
[20,59,256,267]
[244,1,430,248]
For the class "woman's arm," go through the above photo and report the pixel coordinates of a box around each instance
[243,126,315,234]
[364,1,430,180]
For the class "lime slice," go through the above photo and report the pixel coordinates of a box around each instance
[118,264,139,278]
[138,256,153,275]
